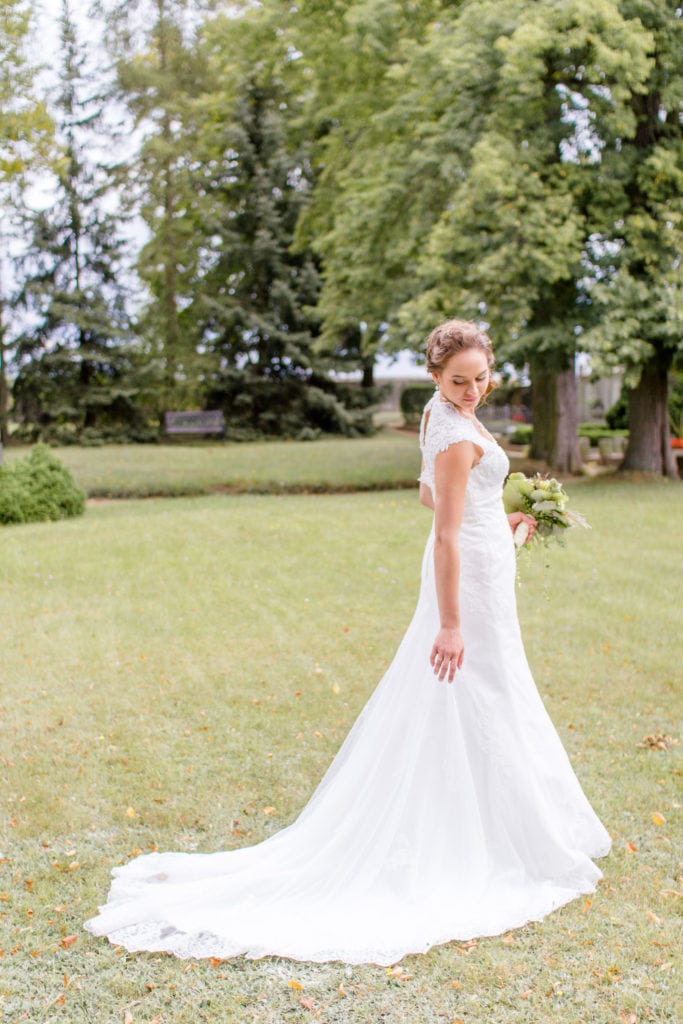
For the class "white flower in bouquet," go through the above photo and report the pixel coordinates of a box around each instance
[503,472,590,549]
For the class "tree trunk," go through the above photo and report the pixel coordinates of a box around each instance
[621,351,678,478]
[528,357,582,473]
[361,354,375,389]
[0,293,8,448]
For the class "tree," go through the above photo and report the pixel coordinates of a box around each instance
[584,0,683,477]
[390,0,652,472]
[101,0,209,412]
[0,0,52,445]
[290,0,443,385]
[13,0,139,439]
[176,8,321,386]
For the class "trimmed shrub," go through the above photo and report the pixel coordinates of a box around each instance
[578,424,629,442]
[400,385,435,426]
[0,445,86,525]
[508,424,532,445]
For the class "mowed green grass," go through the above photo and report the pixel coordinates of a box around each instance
[4,432,422,498]
[0,478,681,1023]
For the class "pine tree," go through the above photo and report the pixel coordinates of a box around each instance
[182,30,320,381]
[12,0,139,440]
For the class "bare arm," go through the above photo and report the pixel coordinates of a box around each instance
[430,440,478,682]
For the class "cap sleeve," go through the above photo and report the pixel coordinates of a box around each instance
[419,398,482,492]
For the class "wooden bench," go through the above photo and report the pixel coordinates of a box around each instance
[164,410,225,438]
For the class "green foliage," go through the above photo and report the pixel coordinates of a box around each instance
[0,443,85,524]
[204,370,375,440]
[0,0,53,181]
[668,371,683,437]
[578,424,629,442]
[605,391,630,431]
[508,423,533,445]
[176,9,322,386]
[12,4,142,438]
[400,384,434,426]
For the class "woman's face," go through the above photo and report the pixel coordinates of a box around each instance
[432,347,490,414]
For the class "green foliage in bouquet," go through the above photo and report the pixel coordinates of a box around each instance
[0,445,86,525]
[503,472,589,548]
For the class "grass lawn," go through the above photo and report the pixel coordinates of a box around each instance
[3,432,422,498]
[0,477,681,1023]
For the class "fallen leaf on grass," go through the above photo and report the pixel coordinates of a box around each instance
[457,939,478,955]
[287,980,303,991]
[60,935,77,949]
[386,966,413,981]
[338,983,346,997]
[625,841,638,854]
[651,812,666,826]
[583,899,592,913]
[261,806,275,815]
[125,807,137,819]
[647,911,663,925]
[636,733,678,751]
[620,1013,636,1024]
[300,996,316,1010]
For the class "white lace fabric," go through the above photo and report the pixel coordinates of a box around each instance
[84,395,611,965]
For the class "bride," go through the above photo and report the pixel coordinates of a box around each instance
[85,319,611,965]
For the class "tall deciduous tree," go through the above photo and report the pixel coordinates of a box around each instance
[290,0,443,385]
[13,0,135,438]
[584,0,683,477]
[393,0,652,472]
[101,0,208,411]
[0,0,52,445]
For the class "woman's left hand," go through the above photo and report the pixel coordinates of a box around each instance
[507,511,537,543]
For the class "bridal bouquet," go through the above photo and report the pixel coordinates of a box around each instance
[503,472,590,549]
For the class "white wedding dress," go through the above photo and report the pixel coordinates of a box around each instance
[85,395,611,965]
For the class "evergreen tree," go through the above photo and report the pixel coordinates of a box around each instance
[182,9,320,383]
[0,0,52,445]
[12,0,138,440]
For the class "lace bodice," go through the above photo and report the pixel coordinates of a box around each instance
[419,394,509,522]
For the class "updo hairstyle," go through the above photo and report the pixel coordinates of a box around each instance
[425,319,496,398]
